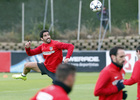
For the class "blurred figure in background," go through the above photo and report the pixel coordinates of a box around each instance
[31,64,76,100]
[97,6,109,29]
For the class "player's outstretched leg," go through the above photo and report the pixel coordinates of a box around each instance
[12,62,41,81]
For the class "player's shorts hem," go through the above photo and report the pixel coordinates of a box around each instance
[37,62,55,81]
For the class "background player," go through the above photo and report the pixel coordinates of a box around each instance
[123,46,140,100]
[94,46,127,100]
[97,6,109,29]
[30,64,76,100]
[12,30,74,81]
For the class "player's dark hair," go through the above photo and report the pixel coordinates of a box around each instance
[109,46,124,57]
[136,46,140,52]
[56,64,76,82]
[40,30,49,38]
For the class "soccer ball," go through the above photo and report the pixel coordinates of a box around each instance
[90,0,102,12]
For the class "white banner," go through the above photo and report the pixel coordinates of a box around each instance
[106,51,137,73]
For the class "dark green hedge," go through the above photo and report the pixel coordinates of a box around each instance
[0,0,138,33]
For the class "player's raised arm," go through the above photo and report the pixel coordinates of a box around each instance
[25,41,42,56]
[55,42,74,63]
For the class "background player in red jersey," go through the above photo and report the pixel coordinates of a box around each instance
[12,30,74,81]
[94,46,127,100]
[31,64,76,100]
[123,46,140,100]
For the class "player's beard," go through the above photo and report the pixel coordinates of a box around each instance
[44,38,51,43]
[116,59,125,67]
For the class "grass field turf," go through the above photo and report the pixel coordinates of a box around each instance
[0,73,137,100]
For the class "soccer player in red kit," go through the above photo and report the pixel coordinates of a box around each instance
[94,46,127,100]
[12,30,74,81]
[31,64,76,100]
[123,46,140,100]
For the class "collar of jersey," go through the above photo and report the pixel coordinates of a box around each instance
[53,80,71,94]
[110,62,122,71]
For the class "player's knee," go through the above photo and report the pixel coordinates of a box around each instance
[24,63,30,69]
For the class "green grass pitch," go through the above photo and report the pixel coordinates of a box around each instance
[0,73,137,100]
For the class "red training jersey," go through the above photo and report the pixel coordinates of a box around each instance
[123,60,140,100]
[31,85,70,100]
[25,40,74,73]
[94,63,125,100]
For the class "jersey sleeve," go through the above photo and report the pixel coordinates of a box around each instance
[94,69,118,96]
[55,42,74,58]
[25,45,42,56]
[123,61,140,85]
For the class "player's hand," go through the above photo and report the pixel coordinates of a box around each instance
[25,41,31,48]
[64,58,69,63]
[116,80,125,91]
